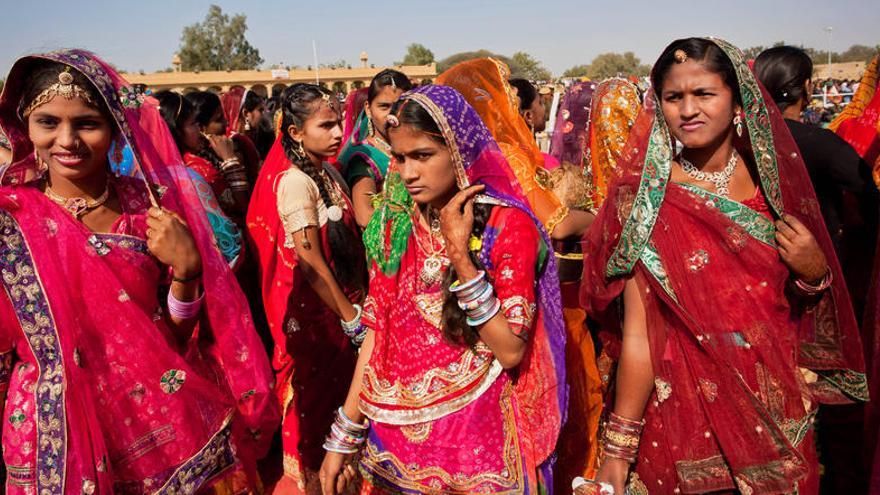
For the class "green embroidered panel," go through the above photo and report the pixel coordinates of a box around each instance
[677,183,776,247]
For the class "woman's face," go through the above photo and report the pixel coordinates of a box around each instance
[366,86,405,139]
[28,95,113,182]
[289,102,343,158]
[179,112,203,153]
[389,124,457,208]
[243,104,265,130]
[202,105,227,136]
[658,60,740,150]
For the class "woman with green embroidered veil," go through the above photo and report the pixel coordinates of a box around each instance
[578,38,867,495]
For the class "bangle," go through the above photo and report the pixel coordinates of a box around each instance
[323,407,369,454]
[172,269,202,284]
[457,282,494,311]
[449,270,486,296]
[466,297,501,327]
[600,412,645,464]
[167,291,204,319]
[794,269,833,296]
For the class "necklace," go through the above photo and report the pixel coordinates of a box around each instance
[412,206,448,286]
[45,180,111,218]
[679,150,739,197]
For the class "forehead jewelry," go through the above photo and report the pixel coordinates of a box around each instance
[21,67,96,118]
[674,49,688,64]
[390,75,397,89]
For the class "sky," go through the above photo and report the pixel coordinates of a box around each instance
[1,0,878,76]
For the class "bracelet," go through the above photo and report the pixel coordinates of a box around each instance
[449,270,486,296]
[220,157,241,169]
[172,269,202,284]
[340,304,363,330]
[167,291,204,319]
[599,411,645,464]
[794,269,833,296]
[466,297,501,327]
[323,407,369,454]
[457,282,494,311]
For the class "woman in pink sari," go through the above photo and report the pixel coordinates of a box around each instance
[0,49,277,494]
[319,84,566,494]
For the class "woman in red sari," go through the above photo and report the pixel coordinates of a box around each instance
[0,49,277,494]
[221,86,265,183]
[580,38,867,494]
[247,83,366,494]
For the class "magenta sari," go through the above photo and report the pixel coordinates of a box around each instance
[0,50,278,494]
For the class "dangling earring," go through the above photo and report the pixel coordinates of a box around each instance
[113,140,125,166]
[733,114,744,138]
[244,117,251,132]
[367,114,375,137]
[34,150,48,175]
[293,140,306,161]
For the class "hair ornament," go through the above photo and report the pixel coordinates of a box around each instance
[21,66,96,118]
[386,114,400,128]
[674,49,688,64]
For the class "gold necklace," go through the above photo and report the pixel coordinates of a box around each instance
[412,206,448,286]
[45,180,111,218]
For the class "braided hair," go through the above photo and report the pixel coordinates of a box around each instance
[279,83,366,291]
[389,97,494,346]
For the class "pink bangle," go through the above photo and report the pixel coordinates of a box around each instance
[794,270,833,296]
[167,291,204,319]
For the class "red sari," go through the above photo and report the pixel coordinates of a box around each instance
[582,39,866,494]
[247,138,363,493]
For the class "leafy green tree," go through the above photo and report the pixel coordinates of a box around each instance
[178,5,263,71]
[437,50,532,79]
[585,52,650,79]
[563,65,590,78]
[398,43,435,66]
[511,52,552,80]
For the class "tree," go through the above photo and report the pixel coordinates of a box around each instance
[585,52,650,79]
[320,59,348,69]
[397,43,435,66]
[511,52,552,81]
[178,5,263,71]
[436,50,530,78]
[839,44,880,63]
[563,65,590,78]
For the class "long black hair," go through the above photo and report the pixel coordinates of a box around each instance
[753,46,813,111]
[508,78,537,113]
[367,69,413,103]
[651,38,743,107]
[155,90,195,152]
[184,91,225,168]
[279,83,366,290]
[389,97,493,346]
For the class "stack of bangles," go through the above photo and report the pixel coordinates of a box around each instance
[220,157,249,193]
[167,291,204,319]
[600,411,644,464]
[450,271,501,327]
[340,304,367,346]
[794,269,833,297]
[323,407,369,454]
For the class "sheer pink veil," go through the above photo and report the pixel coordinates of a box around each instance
[0,49,279,463]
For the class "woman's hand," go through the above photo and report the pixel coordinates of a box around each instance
[775,214,828,283]
[439,184,485,280]
[319,451,358,495]
[204,133,237,161]
[146,208,202,279]
[592,458,629,495]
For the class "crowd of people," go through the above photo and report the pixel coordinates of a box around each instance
[0,37,879,495]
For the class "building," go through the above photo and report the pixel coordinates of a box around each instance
[122,53,436,96]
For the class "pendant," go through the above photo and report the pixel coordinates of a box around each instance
[327,204,343,222]
[64,197,89,218]
[420,255,446,285]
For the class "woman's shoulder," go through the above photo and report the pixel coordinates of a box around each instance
[490,206,540,241]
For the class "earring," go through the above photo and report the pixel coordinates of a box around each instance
[34,150,48,173]
[293,140,306,160]
[367,116,375,137]
[244,117,251,131]
[112,140,125,166]
[733,114,744,138]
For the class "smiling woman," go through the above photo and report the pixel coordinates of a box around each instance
[0,50,277,494]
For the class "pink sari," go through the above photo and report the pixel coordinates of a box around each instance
[0,50,278,494]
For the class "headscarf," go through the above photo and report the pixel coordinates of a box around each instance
[829,53,880,183]
[221,85,247,136]
[437,58,570,235]
[549,81,596,168]
[341,87,369,146]
[364,84,567,464]
[0,49,278,488]
[586,77,642,207]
